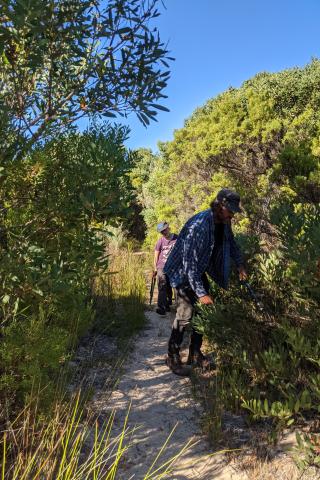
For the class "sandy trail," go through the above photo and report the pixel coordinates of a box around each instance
[91,309,245,479]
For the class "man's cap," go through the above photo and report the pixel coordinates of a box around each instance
[157,221,169,233]
[217,188,242,213]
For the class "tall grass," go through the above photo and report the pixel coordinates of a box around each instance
[0,247,154,478]
[93,247,147,344]
[1,392,188,479]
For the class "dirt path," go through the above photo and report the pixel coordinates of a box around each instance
[91,310,246,479]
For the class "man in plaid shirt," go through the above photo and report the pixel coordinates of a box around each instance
[164,188,247,376]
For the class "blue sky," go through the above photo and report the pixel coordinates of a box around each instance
[99,0,320,151]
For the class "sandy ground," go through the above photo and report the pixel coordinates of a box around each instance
[75,306,319,479]
[91,309,247,479]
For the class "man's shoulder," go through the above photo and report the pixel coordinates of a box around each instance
[175,210,213,242]
[186,209,213,229]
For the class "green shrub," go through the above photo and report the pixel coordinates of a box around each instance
[193,204,320,442]
[0,125,134,415]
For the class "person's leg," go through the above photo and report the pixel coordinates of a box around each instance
[167,277,211,372]
[167,324,184,355]
[157,268,168,313]
[188,274,210,366]
[166,275,173,307]
[168,284,199,350]
[167,286,195,375]
[189,330,203,356]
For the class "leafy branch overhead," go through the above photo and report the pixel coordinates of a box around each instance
[0,0,172,159]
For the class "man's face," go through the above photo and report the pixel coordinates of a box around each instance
[161,227,170,237]
[216,205,234,223]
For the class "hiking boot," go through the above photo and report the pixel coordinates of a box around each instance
[156,307,166,316]
[166,353,191,377]
[187,350,213,370]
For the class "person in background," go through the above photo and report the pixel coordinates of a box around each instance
[154,222,178,315]
[164,189,247,376]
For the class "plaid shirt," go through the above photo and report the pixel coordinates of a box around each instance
[164,209,243,297]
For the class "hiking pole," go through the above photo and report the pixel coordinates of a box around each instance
[240,280,264,313]
[149,274,156,305]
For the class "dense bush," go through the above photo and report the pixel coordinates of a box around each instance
[194,204,320,440]
[0,0,172,419]
[0,124,134,413]
[133,60,320,247]
[133,61,320,458]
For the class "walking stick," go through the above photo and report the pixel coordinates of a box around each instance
[149,274,156,305]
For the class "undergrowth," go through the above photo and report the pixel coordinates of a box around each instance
[93,247,147,346]
[0,391,189,480]
[193,204,320,469]
[1,246,149,477]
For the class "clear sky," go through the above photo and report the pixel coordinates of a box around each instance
[97,0,320,152]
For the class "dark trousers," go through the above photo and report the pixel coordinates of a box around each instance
[157,268,173,310]
[168,275,209,356]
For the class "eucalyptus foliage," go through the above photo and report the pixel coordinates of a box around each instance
[0,0,171,160]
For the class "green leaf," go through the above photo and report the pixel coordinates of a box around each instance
[2,294,10,304]
[102,111,117,117]
[150,103,169,112]
[117,27,132,34]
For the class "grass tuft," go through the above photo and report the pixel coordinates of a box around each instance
[93,247,147,345]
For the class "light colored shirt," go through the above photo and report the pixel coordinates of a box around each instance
[155,234,178,269]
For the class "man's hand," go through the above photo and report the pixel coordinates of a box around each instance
[198,295,214,305]
[238,266,247,281]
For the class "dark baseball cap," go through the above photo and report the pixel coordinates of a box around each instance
[217,188,242,213]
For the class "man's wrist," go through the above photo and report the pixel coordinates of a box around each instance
[196,289,207,298]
